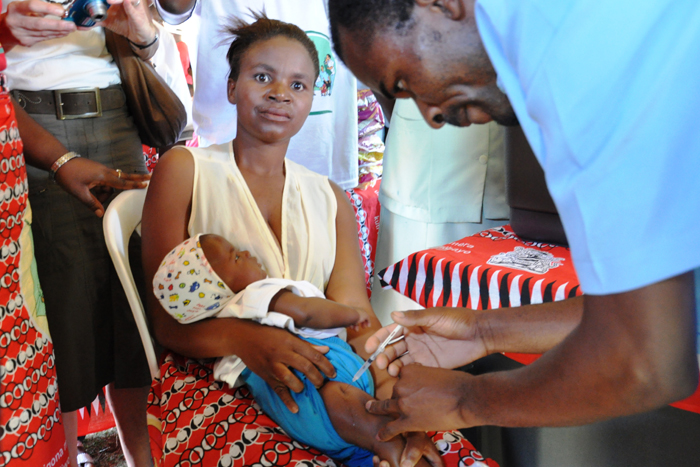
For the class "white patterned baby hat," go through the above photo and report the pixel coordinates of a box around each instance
[153,234,235,323]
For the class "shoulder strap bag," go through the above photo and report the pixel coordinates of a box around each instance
[104,28,187,149]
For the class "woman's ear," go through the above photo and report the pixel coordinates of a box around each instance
[227,79,237,105]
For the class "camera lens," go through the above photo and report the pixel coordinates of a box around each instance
[85,0,109,21]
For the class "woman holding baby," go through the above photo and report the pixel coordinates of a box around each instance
[141,15,494,467]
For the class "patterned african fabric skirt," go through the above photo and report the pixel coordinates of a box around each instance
[0,76,68,466]
[146,352,499,467]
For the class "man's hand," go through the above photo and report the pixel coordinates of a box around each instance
[365,309,490,376]
[0,0,76,50]
[366,365,474,441]
[98,0,156,49]
[54,158,150,217]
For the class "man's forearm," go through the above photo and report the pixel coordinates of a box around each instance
[478,295,584,356]
[463,273,698,427]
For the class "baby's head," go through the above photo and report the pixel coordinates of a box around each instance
[198,234,267,292]
[153,234,266,323]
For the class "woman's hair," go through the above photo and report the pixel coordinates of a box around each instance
[224,13,320,82]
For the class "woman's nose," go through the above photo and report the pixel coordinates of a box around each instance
[267,82,291,102]
[414,99,446,129]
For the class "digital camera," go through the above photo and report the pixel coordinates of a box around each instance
[63,0,111,27]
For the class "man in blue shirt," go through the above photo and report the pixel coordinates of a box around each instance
[328,0,699,445]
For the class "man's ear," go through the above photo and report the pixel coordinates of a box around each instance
[227,79,237,105]
[415,0,466,21]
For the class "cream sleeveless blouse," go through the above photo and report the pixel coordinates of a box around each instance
[184,143,337,291]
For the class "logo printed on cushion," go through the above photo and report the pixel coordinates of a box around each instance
[487,247,564,275]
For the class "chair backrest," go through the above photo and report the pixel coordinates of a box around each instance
[103,188,160,379]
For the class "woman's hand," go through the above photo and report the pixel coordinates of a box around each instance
[234,321,336,413]
[54,157,150,217]
[98,0,156,48]
[365,308,490,377]
[0,0,76,50]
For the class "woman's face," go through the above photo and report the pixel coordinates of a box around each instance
[228,36,316,144]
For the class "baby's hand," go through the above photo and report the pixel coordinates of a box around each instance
[351,308,371,331]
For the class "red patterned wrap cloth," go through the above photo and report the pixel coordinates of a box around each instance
[0,73,67,465]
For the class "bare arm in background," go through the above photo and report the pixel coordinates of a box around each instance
[14,98,149,217]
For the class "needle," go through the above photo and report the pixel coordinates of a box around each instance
[352,325,404,382]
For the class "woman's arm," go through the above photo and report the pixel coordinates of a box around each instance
[325,182,443,466]
[322,183,397,395]
[141,149,335,412]
[15,97,149,216]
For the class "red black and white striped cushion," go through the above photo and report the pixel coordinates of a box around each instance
[378,225,582,310]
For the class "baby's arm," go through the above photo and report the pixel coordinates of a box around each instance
[269,290,370,330]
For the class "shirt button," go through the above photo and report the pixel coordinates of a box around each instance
[479,154,488,165]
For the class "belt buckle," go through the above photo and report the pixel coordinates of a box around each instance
[54,87,102,120]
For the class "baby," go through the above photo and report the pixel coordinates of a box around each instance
[153,234,407,467]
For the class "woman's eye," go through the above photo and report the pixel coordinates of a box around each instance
[234,254,240,261]
[292,82,305,91]
[254,73,270,83]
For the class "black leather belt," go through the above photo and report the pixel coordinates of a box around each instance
[11,85,126,120]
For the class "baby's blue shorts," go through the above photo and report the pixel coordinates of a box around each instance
[241,336,375,467]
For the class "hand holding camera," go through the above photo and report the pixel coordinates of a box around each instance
[0,0,154,52]
[92,0,158,57]
[0,0,76,50]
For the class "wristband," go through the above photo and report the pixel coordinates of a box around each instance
[128,32,159,50]
[49,152,81,183]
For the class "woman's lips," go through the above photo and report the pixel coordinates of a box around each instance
[258,107,291,121]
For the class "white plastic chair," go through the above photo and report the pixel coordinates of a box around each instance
[103,188,160,379]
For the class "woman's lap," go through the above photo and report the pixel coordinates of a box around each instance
[241,336,374,466]
[148,352,498,467]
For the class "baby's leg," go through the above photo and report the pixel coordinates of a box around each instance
[320,381,431,467]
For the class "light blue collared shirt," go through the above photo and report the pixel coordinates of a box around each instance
[476,0,700,298]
